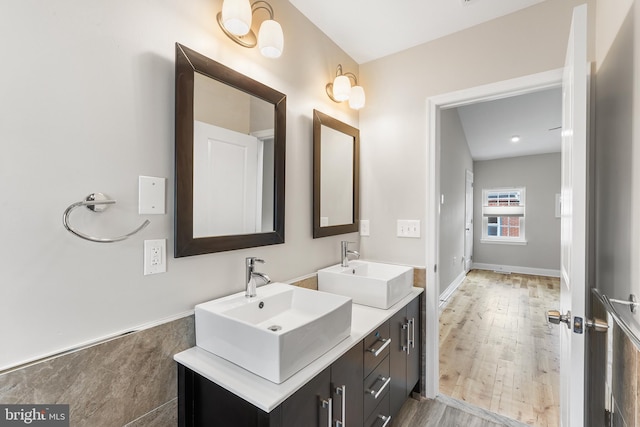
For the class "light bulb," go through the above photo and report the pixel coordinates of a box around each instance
[349,85,366,109]
[221,0,252,36]
[332,75,351,102]
[258,20,284,58]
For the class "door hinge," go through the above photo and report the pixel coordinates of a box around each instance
[434,264,437,273]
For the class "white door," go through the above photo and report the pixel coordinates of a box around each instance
[192,121,263,237]
[464,170,474,273]
[556,4,588,427]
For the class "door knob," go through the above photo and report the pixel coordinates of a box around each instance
[547,309,571,329]
[586,317,609,333]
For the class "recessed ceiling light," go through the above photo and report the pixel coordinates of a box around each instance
[510,135,521,143]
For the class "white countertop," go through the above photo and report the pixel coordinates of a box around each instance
[174,287,424,412]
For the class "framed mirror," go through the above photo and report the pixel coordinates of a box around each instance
[175,43,286,257]
[313,110,360,238]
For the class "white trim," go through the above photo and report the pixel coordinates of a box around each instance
[439,271,466,311]
[480,238,527,245]
[425,67,563,399]
[472,262,561,278]
[482,205,525,217]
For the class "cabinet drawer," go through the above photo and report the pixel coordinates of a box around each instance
[364,354,390,417]
[363,322,391,377]
[365,392,391,427]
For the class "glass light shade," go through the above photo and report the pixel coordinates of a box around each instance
[258,20,284,58]
[349,85,366,109]
[332,75,351,102]
[221,0,252,36]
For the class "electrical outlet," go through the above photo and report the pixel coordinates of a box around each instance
[144,239,166,275]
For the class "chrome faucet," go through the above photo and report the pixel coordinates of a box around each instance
[245,257,271,298]
[341,241,360,267]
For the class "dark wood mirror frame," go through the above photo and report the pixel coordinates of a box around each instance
[175,43,286,257]
[313,109,360,238]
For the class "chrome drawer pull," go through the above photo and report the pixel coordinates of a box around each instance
[321,398,332,427]
[402,322,409,355]
[366,376,391,399]
[367,337,391,357]
[377,414,392,427]
[336,385,346,427]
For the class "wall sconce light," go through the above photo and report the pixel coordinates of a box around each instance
[326,64,366,110]
[217,0,284,58]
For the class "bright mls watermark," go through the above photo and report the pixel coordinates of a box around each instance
[0,405,69,427]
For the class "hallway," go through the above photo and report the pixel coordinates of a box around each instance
[439,270,560,426]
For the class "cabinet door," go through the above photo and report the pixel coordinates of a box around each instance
[388,308,408,417]
[331,342,364,427]
[389,295,421,418]
[406,296,420,393]
[282,367,331,427]
[178,365,280,427]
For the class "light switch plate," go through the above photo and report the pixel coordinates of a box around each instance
[139,176,166,214]
[397,219,421,238]
[360,219,370,236]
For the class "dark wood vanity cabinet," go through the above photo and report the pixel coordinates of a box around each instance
[282,342,364,427]
[178,343,364,427]
[178,296,421,427]
[178,364,282,427]
[331,341,365,427]
[389,295,420,417]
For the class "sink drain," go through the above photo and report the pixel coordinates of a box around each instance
[267,325,282,332]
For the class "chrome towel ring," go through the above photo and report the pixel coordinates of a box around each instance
[63,192,150,243]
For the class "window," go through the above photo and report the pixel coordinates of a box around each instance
[481,188,526,244]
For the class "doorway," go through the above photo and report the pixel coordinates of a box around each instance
[435,85,563,424]
[424,68,565,403]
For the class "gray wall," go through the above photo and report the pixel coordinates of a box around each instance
[0,0,360,371]
[593,3,635,309]
[358,0,595,267]
[473,153,561,271]
[439,109,473,294]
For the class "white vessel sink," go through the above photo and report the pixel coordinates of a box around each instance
[195,282,352,384]
[317,261,414,309]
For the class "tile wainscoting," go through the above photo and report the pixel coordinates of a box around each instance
[0,315,194,426]
[591,291,640,427]
[0,267,426,426]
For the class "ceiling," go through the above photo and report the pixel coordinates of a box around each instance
[454,87,562,161]
[288,0,547,64]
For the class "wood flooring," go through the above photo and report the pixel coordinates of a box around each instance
[392,394,530,427]
[438,270,560,427]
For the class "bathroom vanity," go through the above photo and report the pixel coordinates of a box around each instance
[175,288,423,427]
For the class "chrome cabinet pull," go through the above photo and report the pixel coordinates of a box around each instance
[366,376,391,399]
[377,414,392,427]
[410,317,416,349]
[321,398,332,427]
[367,337,391,357]
[402,322,409,355]
[336,385,346,427]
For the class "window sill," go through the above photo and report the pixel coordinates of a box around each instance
[481,238,528,246]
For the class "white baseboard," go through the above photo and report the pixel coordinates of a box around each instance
[472,262,560,278]
[439,270,466,310]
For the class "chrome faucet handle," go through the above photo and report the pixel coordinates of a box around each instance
[246,257,265,266]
